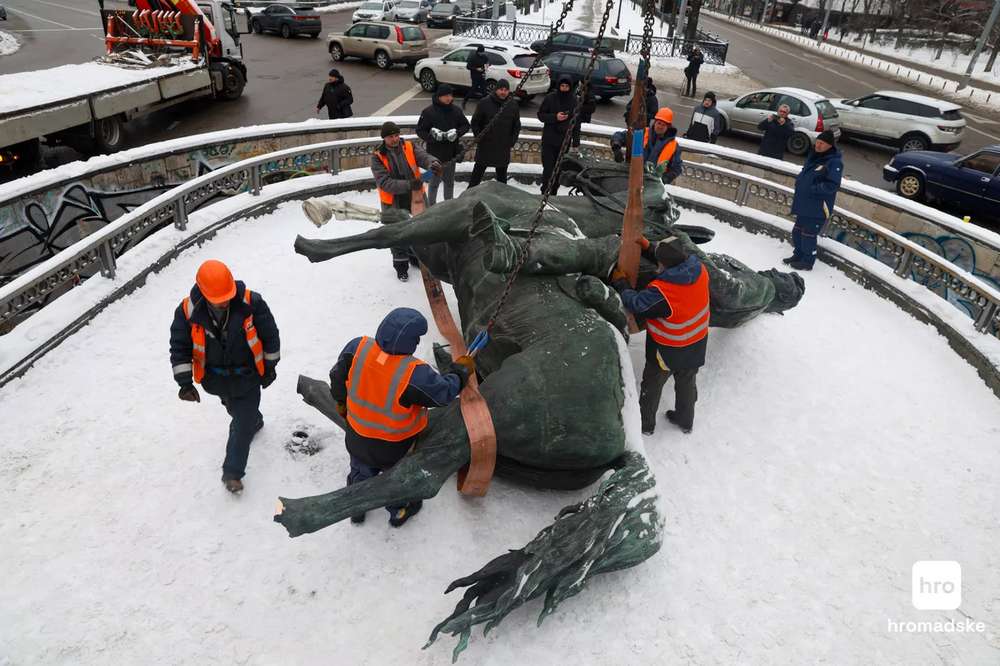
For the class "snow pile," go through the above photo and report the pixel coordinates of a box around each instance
[316,1,364,12]
[1,179,998,664]
[0,30,19,57]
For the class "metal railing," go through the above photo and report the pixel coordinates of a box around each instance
[452,16,553,43]
[624,32,729,64]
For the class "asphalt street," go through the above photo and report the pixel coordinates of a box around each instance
[2,0,999,189]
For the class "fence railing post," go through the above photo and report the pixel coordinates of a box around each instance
[173,198,187,231]
[974,301,998,333]
[249,165,261,195]
[329,148,341,175]
[893,249,913,278]
[735,179,750,206]
[97,241,117,280]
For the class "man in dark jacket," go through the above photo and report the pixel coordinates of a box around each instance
[683,47,704,97]
[685,91,721,143]
[757,103,795,160]
[315,68,353,119]
[611,238,709,435]
[462,44,489,109]
[371,121,442,281]
[537,76,577,195]
[417,83,471,205]
[786,130,843,271]
[469,79,521,187]
[169,259,280,493]
[623,77,659,126]
[329,308,473,526]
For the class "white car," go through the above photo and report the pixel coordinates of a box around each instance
[830,91,965,152]
[716,87,842,155]
[413,44,551,99]
[352,1,397,23]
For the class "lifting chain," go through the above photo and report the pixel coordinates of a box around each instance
[635,0,657,127]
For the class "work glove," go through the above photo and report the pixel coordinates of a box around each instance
[610,266,628,283]
[454,354,476,377]
[636,236,651,250]
[430,161,444,177]
[335,401,347,418]
[430,127,445,141]
[444,128,458,143]
[610,142,624,163]
[178,384,200,403]
[262,367,277,389]
[411,177,424,191]
[449,361,471,391]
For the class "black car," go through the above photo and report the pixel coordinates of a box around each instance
[250,4,322,39]
[884,145,1000,224]
[530,31,614,56]
[542,52,631,100]
[427,2,459,27]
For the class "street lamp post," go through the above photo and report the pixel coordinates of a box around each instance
[958,0,1000,90]
[616,0,623,29]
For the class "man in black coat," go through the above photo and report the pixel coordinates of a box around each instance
[536,76,577,195]
[757,103,795,160]
[462,44,490,109]
[169,260,280,493]
[469,78,521,187]
[623,77,659,126]
[684,47,704,97]
[416,83,471,205]
[315,69,353,120]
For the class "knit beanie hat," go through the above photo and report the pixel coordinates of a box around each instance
[380,121,401,138]
[654,236,687,268]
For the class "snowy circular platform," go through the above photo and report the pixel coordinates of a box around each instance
[2,187,998,665]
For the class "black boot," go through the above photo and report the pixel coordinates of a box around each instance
[350,513,366,525]
[781,255,797,265]
[665,410,692,434]
[789,260,813,271]
[388,500,423,527]
[395,263,409,282]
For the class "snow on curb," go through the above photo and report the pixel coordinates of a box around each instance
[0,30,21,57]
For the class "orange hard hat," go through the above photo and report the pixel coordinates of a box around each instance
[196,259,236,304]
[654,107,674,124]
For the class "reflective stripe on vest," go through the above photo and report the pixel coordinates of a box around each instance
[376,140,422,206]
[346,336,429,442]
[645,268,710,348]
[643,128,678,165]
[181,289,265,384]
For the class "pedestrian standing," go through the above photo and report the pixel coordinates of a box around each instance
[315,69,353,119]
[417,83,470,205]
[329,308,474,526]
[611,237,709,435]
[169,260,280,493]
[371,121,442,281]
[537,76,577,195]
[572,85,597,151]
[469,78,521,187]
[757,104,795,160]
[462,44,489,109]
[683,47,704,97]
[685,91,721,143]
[785,129,843,271]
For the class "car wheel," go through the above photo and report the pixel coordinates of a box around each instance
[330,43,344,61]
[375,50,393,70]
[718,116,728,134]
[895,171,925,200]
[899,132,930,153]
[281,24,291,39]
[251,20,262,34]
[787,132,810,156]
[485,79,497,94]
[419,68,437,92]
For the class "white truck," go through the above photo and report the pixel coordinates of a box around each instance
[0,0,249,179]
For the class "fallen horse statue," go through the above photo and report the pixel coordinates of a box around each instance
[275,159,805,660]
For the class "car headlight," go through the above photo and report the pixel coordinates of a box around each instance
[936,125,962,134]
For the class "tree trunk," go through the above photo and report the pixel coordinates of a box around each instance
[685,0,704,40]
[986,29,1000,71]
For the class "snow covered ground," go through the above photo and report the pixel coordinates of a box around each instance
[0,30,20,57]
[1,183,998,664]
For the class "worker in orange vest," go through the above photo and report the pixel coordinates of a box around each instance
[611,237,709,435]
[371,120,442,282]
[169,259,280,493]
[329,307,474,526]
[611,106,683,184]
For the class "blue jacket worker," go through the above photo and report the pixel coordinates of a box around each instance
[786,129,843,270]
[169,259,281,494]
[329,308,474,527]
[611,238,710,435]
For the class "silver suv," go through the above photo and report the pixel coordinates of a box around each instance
[328,22,429,70]
[830,91,966,152]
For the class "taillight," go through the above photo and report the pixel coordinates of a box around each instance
[507,69,524,78]
[605,76,618,84]
[395,26,404,44]
[815,113,824,132]
[294,15,318,20]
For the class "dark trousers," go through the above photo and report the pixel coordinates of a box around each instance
[541,142,562,195]
[463,72,486,106]
[381,200,418,269]
[639,345,699,431]
[792,216,826,267]
[219,384,263,480]
[347,455,405,514]
[468,160,509,187]
[684,73,699,97]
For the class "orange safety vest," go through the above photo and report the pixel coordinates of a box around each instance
[181,289,265,384]
[643,128,678,165]
[376,140,422,206]
[346,336,429,442]
[645,268,710,348]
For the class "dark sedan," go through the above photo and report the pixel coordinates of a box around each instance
[542,52,631,101]
[427,2,459,27]
[250,4,322,39]
[884,145,1000,224]
[530,31,614,56]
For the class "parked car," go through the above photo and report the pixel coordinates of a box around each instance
[830,91,965,153]
[352,1,398,23]
[530,31,614,56]
[426,2,460,27]
[883,145,1000,222]
[329,22,428,69]
[395,0,430,22]
[414,44,550,99]
[541,52,631,101]
[250,4,321,39]
[715,87,842,155]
